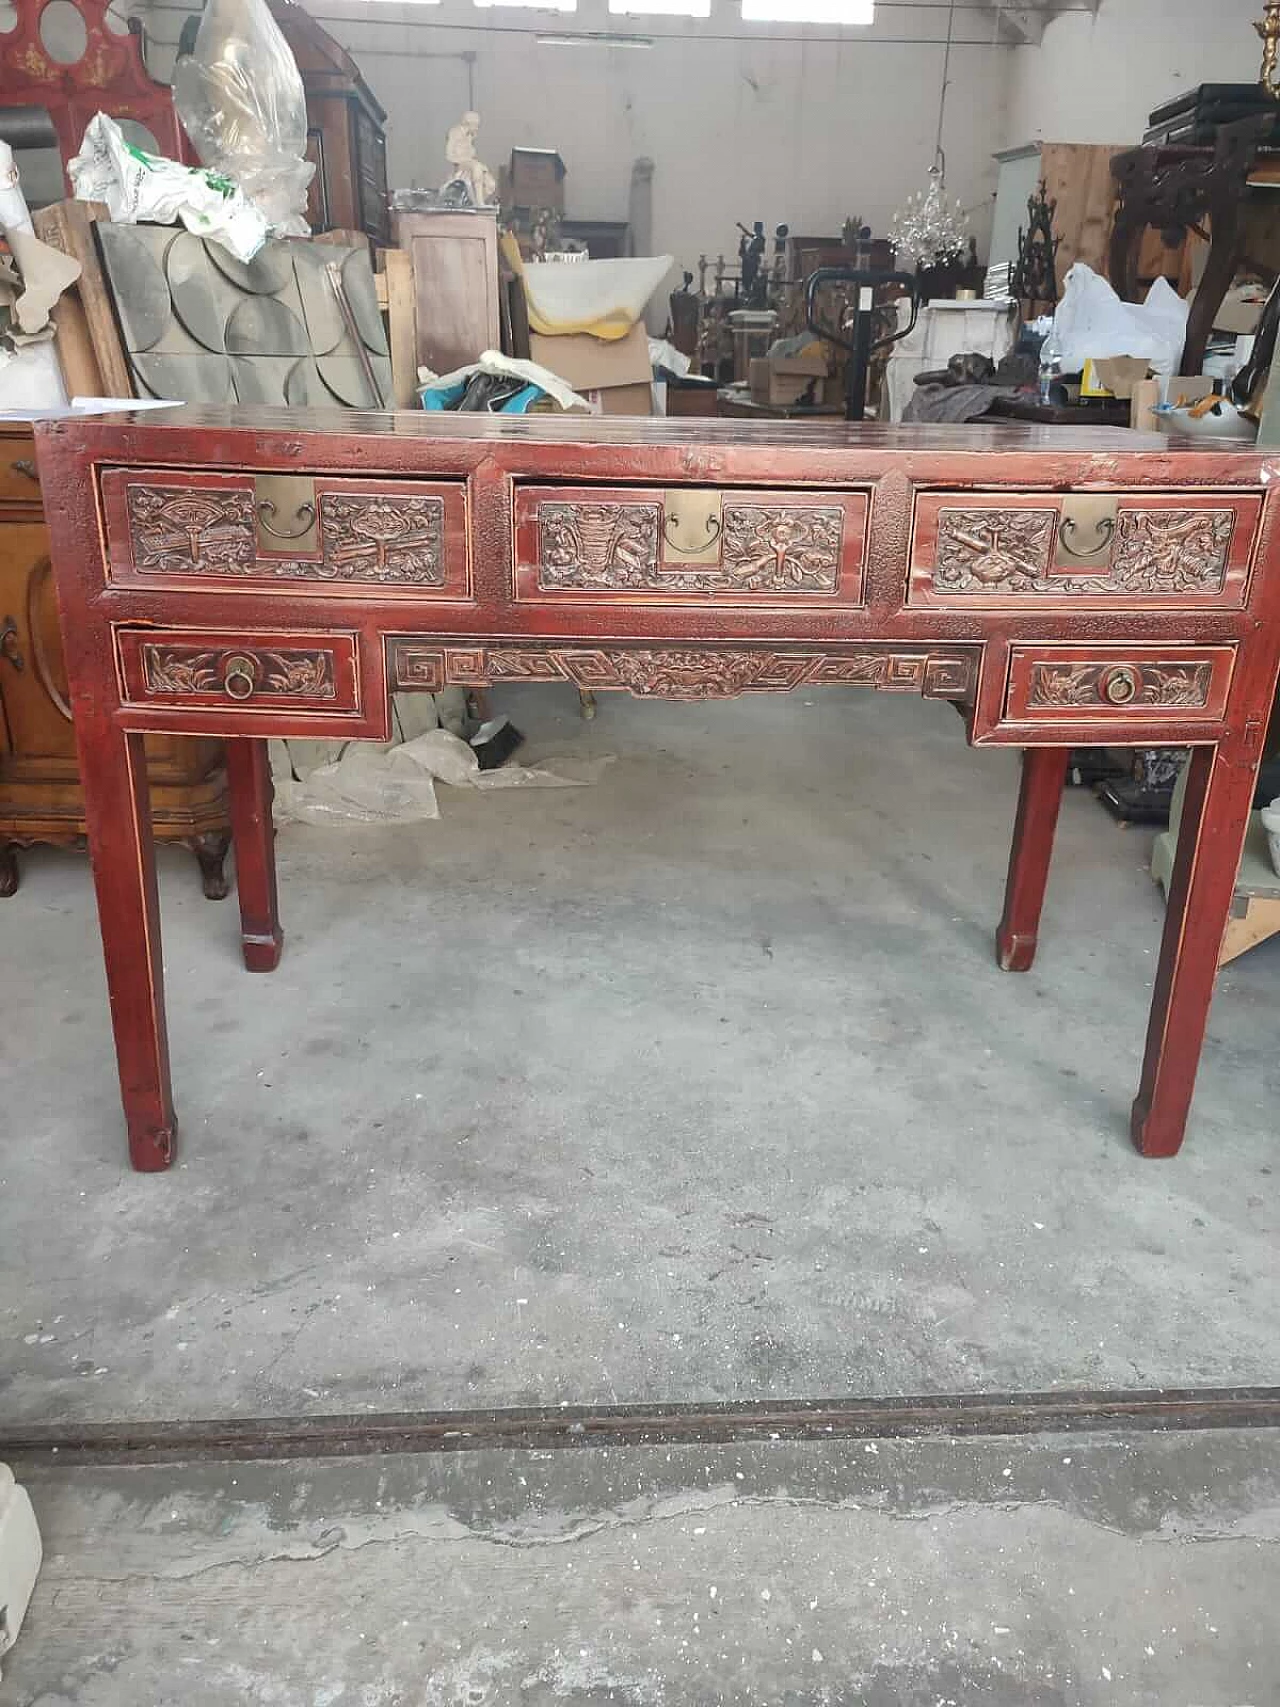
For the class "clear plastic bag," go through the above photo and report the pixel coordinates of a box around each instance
[173,0,313,237]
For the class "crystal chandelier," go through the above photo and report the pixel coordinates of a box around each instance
[887,0,970,267]
[887,166,968,266]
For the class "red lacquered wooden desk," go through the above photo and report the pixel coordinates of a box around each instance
[35,407,1280,1169]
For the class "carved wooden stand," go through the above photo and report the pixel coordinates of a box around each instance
[35,409,1280,1169]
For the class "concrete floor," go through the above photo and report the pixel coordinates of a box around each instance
[2,687,1277,1423]
[5,1428,1280,1704]
[4,686,1279,1700]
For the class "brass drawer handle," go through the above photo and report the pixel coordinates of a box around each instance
[1058,513,1115,559]
[1,615,25,672]
[223,654,259,700]
[661,509,722,556]
[1100,664,1140,705]
[257,498,316,541]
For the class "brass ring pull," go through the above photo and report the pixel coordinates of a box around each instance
[1,615,24,672]
[1101,664,1140,705]
[223,654,259,701]
[28,558,71,720]
[257,498,316,541]
[1057,514,1115,559]
[661,511,722,556]
[10,458,39,484]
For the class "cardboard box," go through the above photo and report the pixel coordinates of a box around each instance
[1083,355,1150,400]
[768,371,825,408]
[589,382,653,416]
[529,322,651,392]
[509,148,566,213]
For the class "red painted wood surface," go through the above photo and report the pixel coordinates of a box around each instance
[997,749,1070,973]
[35,408,1280,1168]
[0,0,194,186]
[226,739,283,973]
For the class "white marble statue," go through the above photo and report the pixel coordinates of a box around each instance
[441,111,497,208]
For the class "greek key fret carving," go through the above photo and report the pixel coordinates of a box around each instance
[387,641,976,702]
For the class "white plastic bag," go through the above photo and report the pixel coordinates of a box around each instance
[1052,262,1188,379]
[172,0,313,238]
[69,113,267,262]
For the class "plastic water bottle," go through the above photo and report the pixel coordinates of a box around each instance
[1038,328,1063,406]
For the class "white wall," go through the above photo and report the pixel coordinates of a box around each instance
[1004,0,1266,148]
[145,0,1013,283]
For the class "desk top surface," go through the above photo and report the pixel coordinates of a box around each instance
[31,403,1200,455]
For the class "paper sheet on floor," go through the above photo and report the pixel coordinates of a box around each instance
[271,723,613,826]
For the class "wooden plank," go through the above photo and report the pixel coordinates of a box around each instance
[310,228,368,252]
[1220,895,1280,964]
[1039,143,1125,282]
[30,199,133,399]
[382,248,418,409]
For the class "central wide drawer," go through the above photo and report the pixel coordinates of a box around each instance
[512,485,868,604]
[909,490,1260,607]
[100,469,470,596]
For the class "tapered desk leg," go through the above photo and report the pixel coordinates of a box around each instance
[227,738,283,973]
[996,748,1069,972]
[1130,743,1256,1158]
[78,727,176,1172]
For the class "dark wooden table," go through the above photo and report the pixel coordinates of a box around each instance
[36,407,1280,1170]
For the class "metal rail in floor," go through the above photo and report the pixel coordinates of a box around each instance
[4,1386,1279,1466]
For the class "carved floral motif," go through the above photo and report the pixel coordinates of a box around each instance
[316,493,444,584]
[1107,509,1233,593]
[141,646,336,699]
[1026,659,1213,710]
[934,509,1056,591]
[128,488,257,575]
[535,500,843,593]
[126,485,446,584]
[932,505,1234,596]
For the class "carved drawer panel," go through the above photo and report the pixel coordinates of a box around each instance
[100,470,469,596]
[116,629,363,717]
[909,491,1260,606]
[386,638,979,702]
[512,486,868,604]
[1002,646,1235,728]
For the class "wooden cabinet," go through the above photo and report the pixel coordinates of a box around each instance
[270,0,389,244]
[391,210,501,379]
[0,428,230,898]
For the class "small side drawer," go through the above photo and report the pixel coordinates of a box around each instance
[101,470,470,597]
[1003,645,1235,726]
[909,491,1260,607]
[512,485,868,605]
[116,629,363,716]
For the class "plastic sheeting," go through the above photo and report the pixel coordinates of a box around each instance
[1052,262,1188,379]
[271,696,613,826]
[519,255,673,339]
[172,0,313,238]
[69,113,268,262]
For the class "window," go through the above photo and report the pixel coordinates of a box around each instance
[609,0,711,14]
[475,0,577,10]
[741,0,873,22]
